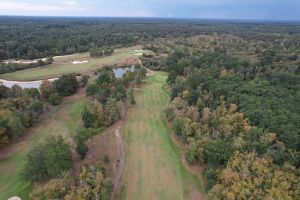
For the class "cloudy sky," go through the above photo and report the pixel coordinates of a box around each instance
[0,0,299,20]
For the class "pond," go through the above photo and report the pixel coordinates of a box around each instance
[0,78,58,89]
[113,65,135,78]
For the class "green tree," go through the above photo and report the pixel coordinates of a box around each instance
[54,74,79,96]
[128,89,136,105]
[23,135,72,181]
[49,92,62,105]
[40,80,54,99]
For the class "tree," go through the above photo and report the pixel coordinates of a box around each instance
[32,163,113,200]
[28,99,43,122]
[82,105,95,128]
[86,83,100,96]
[114,85,127,101]
[11,84,22,97]
[49,92,62,105]
[23,135,72,181]
[80,75,89,87]
[128,89,136,105]
[204,140,233,165]
[73,127,92,159]
[105,98,120,126]
[0,85,11,99]
[8,114,26,138]
[208,153,299,200]
[22,88,40,99]
[40,80,54,99]
[54,74,79,96]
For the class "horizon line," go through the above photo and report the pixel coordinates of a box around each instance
[1,15,300,23]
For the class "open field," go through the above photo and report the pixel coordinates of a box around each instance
[0,90,84,200]
[0,46,148,81]
[120,72,204,200]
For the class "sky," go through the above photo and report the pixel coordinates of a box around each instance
[0,0,299,21]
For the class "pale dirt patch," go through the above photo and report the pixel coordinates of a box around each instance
[7,196,21,200]
[72,60,88,64]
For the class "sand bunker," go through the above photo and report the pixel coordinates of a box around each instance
[3,58,48,65]
[72,60,88,64]
[7,196,21,200]
[134,53,143,56]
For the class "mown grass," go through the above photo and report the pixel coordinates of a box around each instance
[0,99,83,200]
[120,72,203,200]
[0,47,147,81]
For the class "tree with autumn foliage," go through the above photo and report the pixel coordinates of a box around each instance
[208,152,300,200]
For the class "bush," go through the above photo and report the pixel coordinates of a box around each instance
[22,88,40,99]
[80,75,89,87]
[128,89,136,105]
[54,74,79,96]
[73,127,92,159]
[23,135,72,181]
[76,141,88,159]
[203,167,220,190]
[40,80,54,99]
[185,150,197,164]
[49,92,62,105]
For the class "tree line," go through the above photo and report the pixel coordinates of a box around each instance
[156,33,300,199]
[1,16,299,61]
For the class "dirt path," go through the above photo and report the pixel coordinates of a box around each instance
[111,126,125,200]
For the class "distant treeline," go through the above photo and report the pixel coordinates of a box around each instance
[1,16,300,60]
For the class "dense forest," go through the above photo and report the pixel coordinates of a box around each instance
[1,16,300,60]
[142,30,300,198]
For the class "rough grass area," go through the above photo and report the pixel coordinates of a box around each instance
[0,91,84,200]
[120,72,204,200]
[0,46,148,81]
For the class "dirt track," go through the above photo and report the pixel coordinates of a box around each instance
[111,126,125,200]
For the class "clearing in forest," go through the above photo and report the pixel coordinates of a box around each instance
[0,90,84,200]
[0,46,148,81]
[120,72,204,200]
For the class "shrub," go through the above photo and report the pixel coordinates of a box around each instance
[203,167,220,190]
[54,74,79,96]
[73,127,92,159]
[128,89,136,105]
[49,92,62,105]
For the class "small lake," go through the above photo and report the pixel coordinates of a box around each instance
[113,65,135,78]
[0,78,57,89]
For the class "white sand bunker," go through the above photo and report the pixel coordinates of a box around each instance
[72,60,88,64]
[7,196,22,200]
[134,50,144,56]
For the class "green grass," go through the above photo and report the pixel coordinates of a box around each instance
[0,98,83,200]
[120,72,204,200]
[0,47,148,81]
